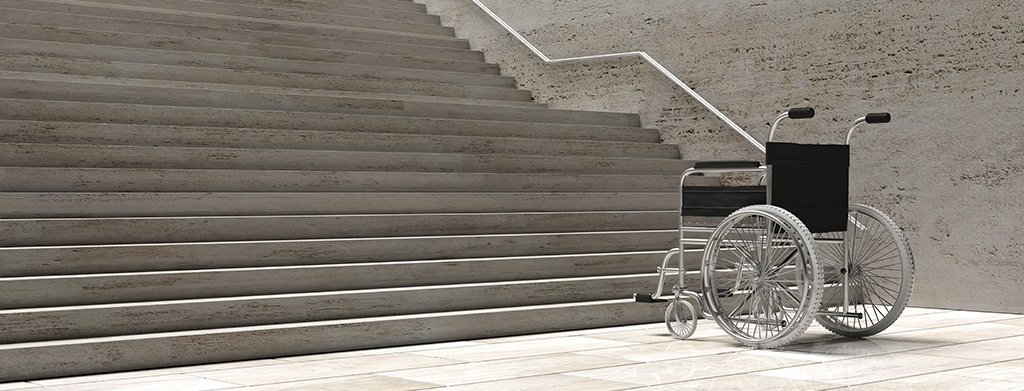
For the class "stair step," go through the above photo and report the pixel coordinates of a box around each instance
[3,0,468,48]
[0,299,664,382]
[0,167,684,193]
[0,260,661,307]
[1,75,643,126]
[0,143,688,175]
[0,24,498,74]
[1,274,665,343]
[0,38,513,88]
[85,0,446,29]
[0,192,678,218]
[0,120,674,159]
[0,8,484,62]
[0,70,537,109]
[9,0,456,37]
[88,0,445,25]
[0,211,677,246]
[0,55,528,102]
[0,231,678,276]
[0,100,658,143]
[207,0,430,13]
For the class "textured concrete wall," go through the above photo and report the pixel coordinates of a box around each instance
[419,0,1024,313]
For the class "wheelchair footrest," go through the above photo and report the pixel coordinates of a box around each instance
[633,292,668,303]
[817,310,864,319]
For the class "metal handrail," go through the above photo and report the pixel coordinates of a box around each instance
[467,0,767,153]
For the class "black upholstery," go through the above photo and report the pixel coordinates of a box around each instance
[765,142,850,233]
[682,186,766,217]
[693,160,761,170]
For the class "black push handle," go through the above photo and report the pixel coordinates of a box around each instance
[788,107,815,119]
[846,112,892,144]
[865,112,891,123]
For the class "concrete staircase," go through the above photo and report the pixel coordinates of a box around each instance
[0,0,692,381]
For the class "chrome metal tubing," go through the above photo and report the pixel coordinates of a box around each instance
[845,116,868,145]
[817,310,864,319]
[467,0,766,154]
[767,111,790,143]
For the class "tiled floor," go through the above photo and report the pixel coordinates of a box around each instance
[4,307,1024,390]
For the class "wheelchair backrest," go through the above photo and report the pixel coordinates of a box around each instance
[766,142,850,233]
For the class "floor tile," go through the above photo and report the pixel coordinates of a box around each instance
[277,342,485,362]
[26,375,237,391]
[382,353,633,386]
[880,321,1024,345]
[898,307,952,317]
[411,336,638,362]
[944,358,1024,383]
[911,335,1024,362]
[434,374,636,391]
[194,353,458,386]
[577,339,745,362]
[648,373,835,391]
[889,309,1023,330]
[235,374,438,391]
[756,352,988,386]
[995,317,1024,327]
[0,384,40,391]
[567,351,816,386]
[843,373,1024,390]
[780,333,948,358]
[31,360,281,387]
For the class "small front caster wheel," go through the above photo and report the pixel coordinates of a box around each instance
[665,299,697,340]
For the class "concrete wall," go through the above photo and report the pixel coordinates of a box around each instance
[418,0,1024,314]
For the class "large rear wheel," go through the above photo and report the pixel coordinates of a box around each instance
[701,205,823,349]
[815,204,914,338]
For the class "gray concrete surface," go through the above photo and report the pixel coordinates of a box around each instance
[419,0,1024,314]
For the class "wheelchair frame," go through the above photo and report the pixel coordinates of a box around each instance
[634,108,915,348]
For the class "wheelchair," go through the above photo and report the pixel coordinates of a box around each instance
[634,108,914,348]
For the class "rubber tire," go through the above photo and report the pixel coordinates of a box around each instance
[701,205,824,349]
[665,299,697,340]
[815,204,914,338]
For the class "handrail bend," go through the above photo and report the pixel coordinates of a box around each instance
[468,0,766,153]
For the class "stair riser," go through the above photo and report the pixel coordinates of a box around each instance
[4,0,466,48]
[0,26,498,74]
[0,212,678,246]
[209,0,430,13]
[0,275,662,343]
[5,0,456,37]
[0,144,685,175]
[0,100,658,143]
[2,261,663,308]
[0,121,675,159]
[2,78,640,127]
[0,300,664,383]
[0,39,507,87]
[0,168,680,194]
[72,0,445,27]
[0,10,482,62]
[0,193,677,219]
[0,56,527,101]
[0,233,677,277]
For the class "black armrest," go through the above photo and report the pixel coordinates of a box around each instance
[693,160,762,169]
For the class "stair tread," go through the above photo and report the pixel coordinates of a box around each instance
[2,75,641,127]
[0,55,530,101]
[0,24,499,74]
[0,120,675,158]
[0,211,678,246]
[0,9,482,62]
[0,100,659,142]
[9,0,457,37]
[0,70,540,109]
